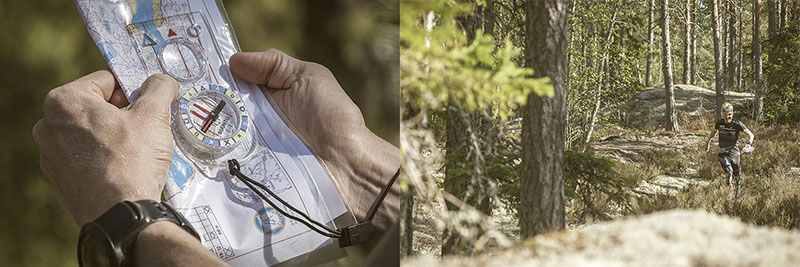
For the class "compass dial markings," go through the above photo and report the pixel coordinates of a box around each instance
[174,84,252,155]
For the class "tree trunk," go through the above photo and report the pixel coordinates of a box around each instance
[521,0,567,239]
[768,0,778,36]
[779,0,786,29]
[683,0,691,84]
[713,0,725,120]
[737,1,743,91]
[442,109,489,256]
[662,0,679,130]
[583,10,617,149]
[727,0,738,92]
[584,58,605,149]
[399,185,414,256]
[754,0,764,122]
[646,0,655,88]
[484,0,494,38]
[722,5,728,85]
[768,0,778,74]
[690,0,697,85]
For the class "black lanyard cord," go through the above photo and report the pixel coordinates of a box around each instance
[366,168,400,221]
[227,159,400,247]
[228,159,343,238]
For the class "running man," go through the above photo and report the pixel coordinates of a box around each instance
[704,102,755,191]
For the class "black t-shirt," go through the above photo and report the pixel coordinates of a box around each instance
[715,119,747,151]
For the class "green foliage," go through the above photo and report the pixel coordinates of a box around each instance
[491,132,523,218]
[746,125,800,171]
[565,0,645,147]
[763,17,800,124]
[564,150,639,223]
[401,0,552,233]
[494,149,641,224]
[401,0,553,120]
[615,161,661,183]
[640,149,688,176]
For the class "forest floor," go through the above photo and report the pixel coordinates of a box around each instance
[406,84,800,265]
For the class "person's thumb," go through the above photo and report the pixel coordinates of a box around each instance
[230,49,308,89]
[129,74,179,123]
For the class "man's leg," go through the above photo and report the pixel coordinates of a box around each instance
[718,153,734,187]
[730,151,741,190]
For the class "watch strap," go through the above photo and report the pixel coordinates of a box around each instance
[128,200,199,241]
[79,200,199,267]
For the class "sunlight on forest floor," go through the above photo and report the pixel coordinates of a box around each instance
[408,84,800,264]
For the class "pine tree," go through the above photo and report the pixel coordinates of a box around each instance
[521,0,567,238]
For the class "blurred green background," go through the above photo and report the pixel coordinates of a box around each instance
[0,0,397,266]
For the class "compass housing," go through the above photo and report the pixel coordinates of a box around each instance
[172,84,255,168]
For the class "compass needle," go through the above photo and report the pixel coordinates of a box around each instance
[173,84,252,164]
[201,99,225,133]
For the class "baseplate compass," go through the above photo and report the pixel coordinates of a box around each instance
[173,84,256,170]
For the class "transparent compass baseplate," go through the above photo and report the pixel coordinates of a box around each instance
[172,83,257,172]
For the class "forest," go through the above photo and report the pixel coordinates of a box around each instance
[400,0,800,264]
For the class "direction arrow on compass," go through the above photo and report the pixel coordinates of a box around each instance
[201,99,226,133]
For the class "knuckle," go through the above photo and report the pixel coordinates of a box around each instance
[43,87,76,114]
[304,61,333,76]
[44,86,66,102]
[130,107,172,127]
[145,74,178,88]
[301,62,339,89]
[264,48,283,55]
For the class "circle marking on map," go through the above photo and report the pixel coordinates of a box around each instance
[254,206,286,235]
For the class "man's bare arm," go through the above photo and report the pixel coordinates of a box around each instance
[705,129,718,152]
[743,128,754,144]
[134,222,226,266]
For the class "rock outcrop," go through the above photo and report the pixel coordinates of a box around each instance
[403,209,800,266]
[620,84,753,128]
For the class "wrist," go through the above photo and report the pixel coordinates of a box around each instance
[133,221,215,267]
[79,192,162,227]
[77,200,201,267]
[329,128,399,233]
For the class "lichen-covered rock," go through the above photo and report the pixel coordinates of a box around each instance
[620,84,753,128]
[634,174,709,196]
[402,209,800,266]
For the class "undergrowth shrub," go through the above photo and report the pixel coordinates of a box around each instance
[691,146,723,180]
[616,161,660,182]
[641,149,687,176]
[637,124,800,229]
[564,150,639,224]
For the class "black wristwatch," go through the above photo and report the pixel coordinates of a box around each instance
[77,200,200,267]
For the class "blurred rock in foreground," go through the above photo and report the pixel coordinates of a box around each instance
[402,209,800,266]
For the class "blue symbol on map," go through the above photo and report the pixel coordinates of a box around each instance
[254,206,285,235]
[169,150,193,190]
[99,42,118,62]
[142,32,157,47]
[132,0,167,51]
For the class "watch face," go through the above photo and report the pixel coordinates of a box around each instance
[80,234,112,267]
